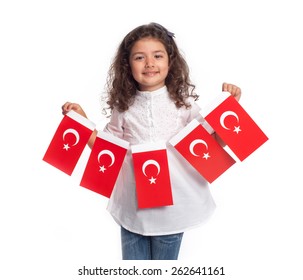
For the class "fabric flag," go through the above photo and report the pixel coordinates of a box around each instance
[169,119,236,183]
[80,131,129,198]
[43,110,96,175]
[132,142,173,209]
[201,92,268,161]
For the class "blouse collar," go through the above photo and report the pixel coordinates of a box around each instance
[137,86,168,98]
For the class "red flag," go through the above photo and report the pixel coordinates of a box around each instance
[170,119,236,183]
[80,132,129,198]
[43,110,95,175]
[201,92,268,161]
[132,143,173,209]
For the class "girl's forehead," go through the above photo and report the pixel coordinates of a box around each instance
[131,37,166,52]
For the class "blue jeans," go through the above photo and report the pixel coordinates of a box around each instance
[121,226,184,260]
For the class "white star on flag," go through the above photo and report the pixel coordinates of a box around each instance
[233,126,241,134]
[149,176,157,184]
[203,153,210,160]
[99,165,106,173]
[63,144,70,151]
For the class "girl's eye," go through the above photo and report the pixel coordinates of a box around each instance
[134,55,144,61]
[155,54,163,59]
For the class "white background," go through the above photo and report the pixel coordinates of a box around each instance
[1,0,302,279]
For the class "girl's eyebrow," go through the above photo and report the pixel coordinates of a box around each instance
[131,50,166,56]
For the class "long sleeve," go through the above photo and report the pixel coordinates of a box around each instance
[103,108,125,139]
[186,97,202,123]
[186,97,214,134]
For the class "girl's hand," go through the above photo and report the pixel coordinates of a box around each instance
[61,102,87,118]
[222,83,241,102]
[61,102,97,148]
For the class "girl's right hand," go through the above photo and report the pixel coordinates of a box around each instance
[62,102,97,148]
[61,102,87,118]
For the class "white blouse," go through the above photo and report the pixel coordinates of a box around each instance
[104,86,216,235]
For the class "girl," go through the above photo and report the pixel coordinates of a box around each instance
[62,23,241,260]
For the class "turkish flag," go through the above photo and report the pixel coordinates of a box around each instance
[201,92,268,161]
[43,110,96,175]
[80,131,129,198]
[170,119,236,183]
[132,143,173,209]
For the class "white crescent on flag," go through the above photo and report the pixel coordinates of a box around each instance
[189,139,208,157]
[142,160,160,177]
[220,111,239,130]
[97,150,115,167]
[142,159,161,185]
[63,128,80,146]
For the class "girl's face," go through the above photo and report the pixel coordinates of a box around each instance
[129,37,169,92]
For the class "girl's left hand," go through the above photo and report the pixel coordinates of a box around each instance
[222,83,241,102]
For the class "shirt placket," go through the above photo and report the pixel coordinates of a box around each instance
[147,96,156,142]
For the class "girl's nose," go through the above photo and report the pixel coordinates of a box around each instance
[145,57,155,68]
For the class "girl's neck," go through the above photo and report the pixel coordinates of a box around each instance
[137,85,167,95]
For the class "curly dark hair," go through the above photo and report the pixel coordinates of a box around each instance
[105,22,198,112]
